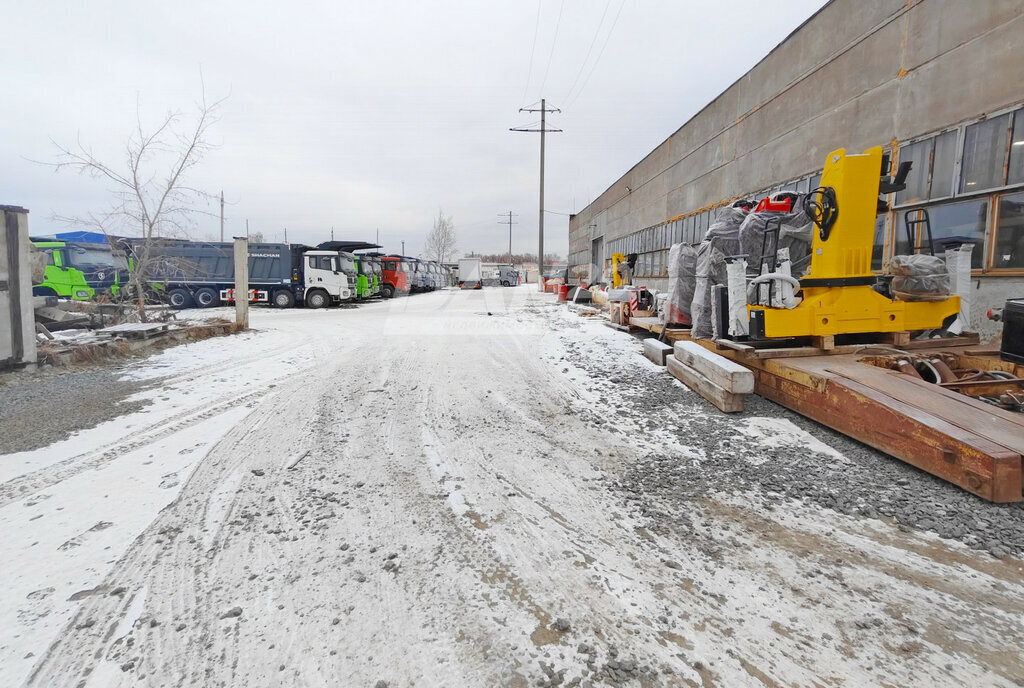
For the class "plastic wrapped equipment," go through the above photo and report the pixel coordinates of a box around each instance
[690,207,748,338]
[737,200,814,278]
[888,254,950,301]
[663,243,697,325]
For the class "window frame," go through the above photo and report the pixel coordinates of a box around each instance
[989,189,1024,273]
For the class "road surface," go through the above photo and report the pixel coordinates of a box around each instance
[2,287,1022,687]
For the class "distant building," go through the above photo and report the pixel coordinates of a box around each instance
[568,0,1024,337]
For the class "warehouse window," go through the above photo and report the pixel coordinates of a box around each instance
[896,130,957,205]
[931,130,958,198]
[994,191,1024,269]
[1009,112,1024,186]
[960,114,1011,193]
[896,140,930,205]
[896,199,988,269]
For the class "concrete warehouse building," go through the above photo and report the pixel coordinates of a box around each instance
[567,0,1024,339]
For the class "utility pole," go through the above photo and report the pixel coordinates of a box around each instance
[401,240,405,255]
[246,218,249,238]
[284,227,288,243]
[331,226,335,242]
[219,190,225,242]
[512,99,561,289]
[376,227,380,247]
[499,212,518,266]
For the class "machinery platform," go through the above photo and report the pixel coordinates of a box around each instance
[701,338,1024,502]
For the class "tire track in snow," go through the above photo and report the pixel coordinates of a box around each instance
[0,386,273,508]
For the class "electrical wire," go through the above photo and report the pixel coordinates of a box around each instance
[560,0,613,106]
[538,0,566,97]
[520,0,543,105]
[564,0,626,109]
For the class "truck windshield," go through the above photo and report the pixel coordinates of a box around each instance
[338,255,355,273]
[359,261,372,275]
[373,263,381,274]
[400,261,411,272]
[67,246,127,270]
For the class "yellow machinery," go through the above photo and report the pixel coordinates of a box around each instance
[747,146,960,339]
[611,252,629,288]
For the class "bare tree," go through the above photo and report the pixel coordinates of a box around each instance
[424,208,457,265]
[47,90,225,319]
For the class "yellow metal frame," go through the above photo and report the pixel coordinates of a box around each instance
[611,252,628,288]
[748,147,960,338]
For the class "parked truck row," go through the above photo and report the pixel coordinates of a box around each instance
[29,235,457,309]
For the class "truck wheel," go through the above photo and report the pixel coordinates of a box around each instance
[273,289,296,308]
[194,287,220,308]
[501,280,510,287]
[168,288,194,309]
[305,289,329,309]
[382,284,394,299]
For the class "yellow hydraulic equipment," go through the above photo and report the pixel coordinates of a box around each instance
[747,146,960,339]
[611,252,629,288]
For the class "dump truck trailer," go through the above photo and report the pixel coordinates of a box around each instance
[121,239,356,309]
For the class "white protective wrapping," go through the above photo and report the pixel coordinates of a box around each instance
[775,248,799,309]
[725,258,748,337]
[944,243,973,334]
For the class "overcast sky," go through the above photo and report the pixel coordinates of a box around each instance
[4,0,825,259]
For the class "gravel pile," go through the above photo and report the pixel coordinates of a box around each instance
[0,366,149,454]
[554,326,1024,559]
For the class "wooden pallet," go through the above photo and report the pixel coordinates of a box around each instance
[97,322,171,340]
[628,316,693,342]
[713,332,981,360]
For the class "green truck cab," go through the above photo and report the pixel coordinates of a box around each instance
[369,256,383,296]
[31,240,129,300]
[354,255,380,299]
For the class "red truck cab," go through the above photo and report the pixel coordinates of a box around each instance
[378,255,410,298]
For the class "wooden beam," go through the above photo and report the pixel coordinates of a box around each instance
[667,355,745,413]
[643,339,673,366]
[673,341,754,393]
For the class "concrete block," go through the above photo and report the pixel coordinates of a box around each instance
[667,355,744,413]
[673,341,754,394]
[1,206,36,367]
[643,338,673,366]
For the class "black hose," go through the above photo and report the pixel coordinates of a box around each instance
[803,187,838,241]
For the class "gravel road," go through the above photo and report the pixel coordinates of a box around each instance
[0,366,150,454]
[3,288,1022,688]
[550,317,1024,560]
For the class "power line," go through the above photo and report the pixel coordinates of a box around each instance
[520,0,543,104]
[538,0,566,97]
[564,0,626,109]
[560,0,613,106]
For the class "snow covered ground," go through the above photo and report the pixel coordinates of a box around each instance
[1,286,1022,687]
